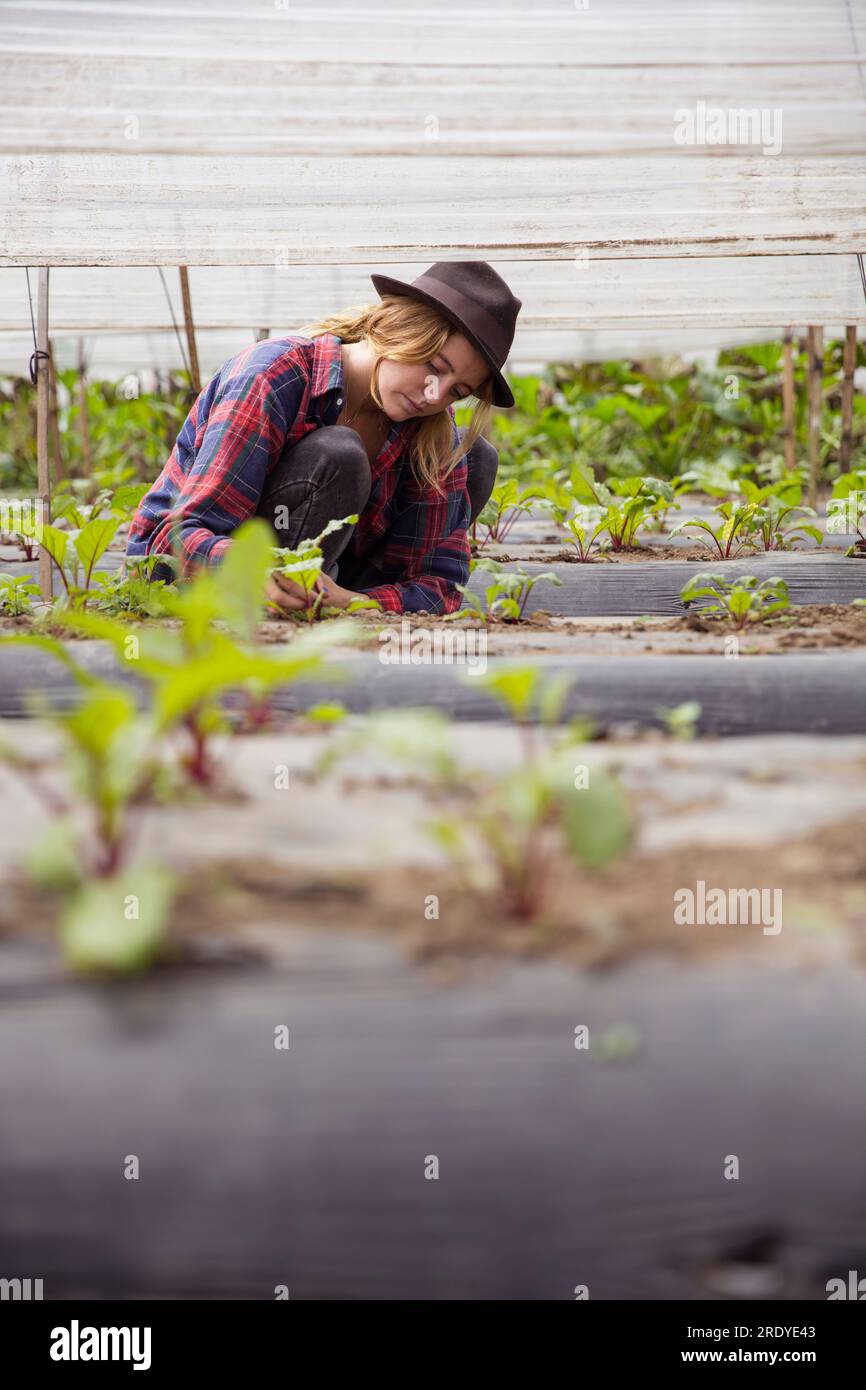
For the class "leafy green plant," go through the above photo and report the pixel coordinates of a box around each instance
[474,479,547,546]
[51,481,149,530]
[670,501,760,559]
[827,473,866,554]
[474,664,575,729]
[655,701,702,739]
[427,743,631,922]
[458,557,562,621]
[0,516,38,560]
[2,484,147,599]
[270,514,359,621]
[562,506,607,562]
[310,666,627,924]
[732,477,821,552]
[0,637,169,874]
[675,455,744,500]
[58,521,356,780]
[0,371,188,495]
[0,645,179,973]
[90,555,178,617]
[680,573,790,629]
[40,516,120,604]
[571,470,676,550]
[749,496,822,552]
[0,572,40,616]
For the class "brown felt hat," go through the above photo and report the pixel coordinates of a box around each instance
[370,261,522,408]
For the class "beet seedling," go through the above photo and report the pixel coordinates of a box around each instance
[427,744,632,923]
[680,573,790,629]
[571,470,675,551]
[91,554,178,617]
[271,514,359,621]
[750,496,822,552]
[562,506,607,562]
[11,484,148,609]
[0,635,169,875]
[654,701,702,740]
[458,557,562,621]
[0,572,41,616]
[474,478,547,547]
[827,477,866,555]
[0,644,178,974]
[16,512,120,607]
[670,501,760,559]
[58,521,357,783]
[735,478,822,552]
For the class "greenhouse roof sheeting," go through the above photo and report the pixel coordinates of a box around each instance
[0,0,863,367]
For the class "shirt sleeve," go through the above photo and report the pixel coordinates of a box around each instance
[146,370,293,576]
[361,444,471,616]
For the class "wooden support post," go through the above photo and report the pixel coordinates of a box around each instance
[781,329,796,473]
[178,266,201,395]
[35,269,53,599]
[255,328,269,342]
[806,325,824,510]
[839,325,857,473]
[47,338,64,484]
[76,337,92,475]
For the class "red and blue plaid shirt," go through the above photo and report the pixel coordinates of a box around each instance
[126,332,471,614]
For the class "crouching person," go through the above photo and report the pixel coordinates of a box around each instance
[126,262,522,616]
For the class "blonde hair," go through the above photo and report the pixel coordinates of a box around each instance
[296,294,495,493]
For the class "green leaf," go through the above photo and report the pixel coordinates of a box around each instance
[60,866,177,974]
[36,523,69,571]
[74,516,120,586]
[109,483,150,518]
[24,816,83,892]
[213,517,275,640]
[478,665,539,721]
[305,702,347,724]
[558,771,633,869]
[313,513,359,543]
[727,590,753,618]
[538,673,574,726]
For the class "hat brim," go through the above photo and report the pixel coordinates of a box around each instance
[370,272,515,408]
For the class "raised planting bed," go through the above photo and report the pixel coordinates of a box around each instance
[464,553,866,617]
[0,636,864,734]
[2,726,866,1299]
[4,946,866,1299]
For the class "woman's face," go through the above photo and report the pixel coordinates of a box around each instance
[377,330,491,420]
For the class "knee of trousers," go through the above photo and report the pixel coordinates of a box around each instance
[464,434,500,519]
[261,424,372,514]
[314,426,372,511]
[467,434,499,480]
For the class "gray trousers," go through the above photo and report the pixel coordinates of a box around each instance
[255,423,499,588]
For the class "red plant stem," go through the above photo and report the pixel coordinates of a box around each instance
[183,712,212,785]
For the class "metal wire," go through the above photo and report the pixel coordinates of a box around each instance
[24,267,50,385]
[157,267,192,378]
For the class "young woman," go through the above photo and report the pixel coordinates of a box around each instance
[126,261,522,615]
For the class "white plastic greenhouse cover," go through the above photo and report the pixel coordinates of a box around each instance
[0,0,864,373]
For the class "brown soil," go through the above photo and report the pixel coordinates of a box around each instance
[682,604,866,649]
[488,545,731,564]
[3,818,864,981]
[6,604,862,659]
[233,817,866,974]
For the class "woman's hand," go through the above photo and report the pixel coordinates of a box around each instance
[313,571,369,610]
[264,572,316,613]
[264,569,371,615]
